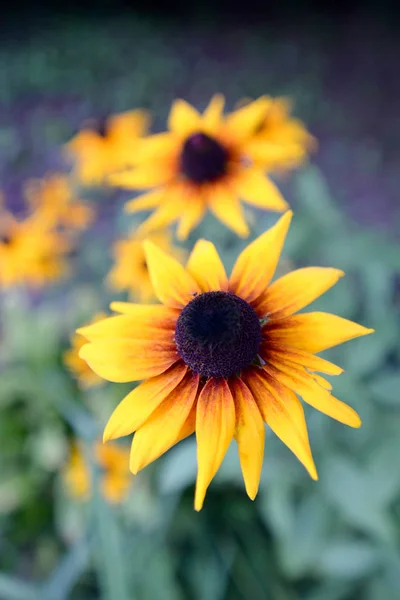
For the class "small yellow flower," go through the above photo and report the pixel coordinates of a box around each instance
[0,200,70,289]
[110,95,289,240]
[64,441,131,504]
[245,97,316,171]
[78,212,373,510]
[24,174,94,231]
[66,110,150,186]
[107,231,185,302]
[64,313,107,388]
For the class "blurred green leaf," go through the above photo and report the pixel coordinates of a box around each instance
[0,574,38,600]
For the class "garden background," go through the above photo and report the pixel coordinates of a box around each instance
[1,5,400,600]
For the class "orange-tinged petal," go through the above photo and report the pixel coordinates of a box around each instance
[186,239,228,292]
[176,196,206,241]
[264,362,361,428]
[79,338,178,383]
[229,211,292,303]
[266,312,374,353]
[230,377,265,500]
[195,379,236,511]
[237,169,288,211]
[130,371,199,473]
[244,368,318,479]
[103,362,188,442]
[260,343,343,375]
[208,184,250,238]
[109,162,173,189]
[124,188,165,213]
[144,240,201,308]
[202,94,225,130]
[78,308,178,341]
[255,267,345,319]
[168,99,201,137]
[224,96,270,143]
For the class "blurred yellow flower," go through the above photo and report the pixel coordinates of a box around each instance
[110,95,288,240]
[66,110,150,186]
[63,313,107,388]
[244,97,316,171]
[107,230,185,302]
[24,174,94,231]
[64,441,131,504]
[0,199,70,289]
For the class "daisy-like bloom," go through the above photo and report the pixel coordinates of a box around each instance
[64,441,131,503]
[238,97,316,172]
[0,202,70,288]
[110,95,289,240]
[78,212,373,511]
[24,174,94,232]
[63,313,107,388]
[66,110,150,186]
[107,230,185,302]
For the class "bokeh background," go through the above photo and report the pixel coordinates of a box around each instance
[1,3,400,599]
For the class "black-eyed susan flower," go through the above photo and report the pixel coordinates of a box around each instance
[238,97,316,171]
[63,313,107,388]
[78,212,373,510]
[24,174,94,231]
[66,110,150,186]
[64,441,131,503]
[110,96,288,240]
[0,202,70,288]
[107,230,185,303]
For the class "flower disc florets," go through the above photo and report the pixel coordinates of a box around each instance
[180,133,229,183]
[175,291,262,378]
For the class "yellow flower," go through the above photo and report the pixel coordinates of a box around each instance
[239,97,316,171]
[64,441,131,503]
[107,230,185,302]
[0,203,70,288]
[66,110,150,186]
[78,212,373,510]
[24,174,94,231]
[63,313,107,388]
[110,95,289,240]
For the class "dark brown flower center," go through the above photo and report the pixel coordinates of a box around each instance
[180,133,229,184]
[175,291,262,378]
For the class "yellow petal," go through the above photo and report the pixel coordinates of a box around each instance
[130,371,199,473]
[109,163,173,189]
[137,186,187,235]
[255,267,345,319]
[244,368,318,479]
[229,211,292,303]
[230,377,265,500]
[168,99,201,137]
[133,132,178,162]
[312,374,332,390]
[103,362,188,442]
[202,94,225,130]
[195,378,235,511]
[186,239,228,292]
[208,183,250,238]
[224,96,270,143]
[176,196,206,241]
[144,240,200,308]
[266,312,374,353]
[265,362,361,428]
[79,338,178,383]
[110,302,180,318]
[261,343,343,375]
[237,169,288,211]
[124,188,165,213]
[78,308,178,341]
